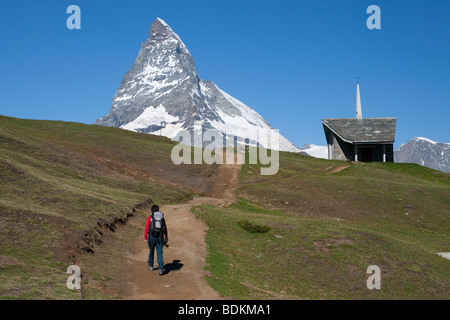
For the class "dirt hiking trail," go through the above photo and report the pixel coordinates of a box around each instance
[121,162,241,300]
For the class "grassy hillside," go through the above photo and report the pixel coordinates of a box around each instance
[0,115,218,299]
[193,151,450,299]
[1,115,448,300]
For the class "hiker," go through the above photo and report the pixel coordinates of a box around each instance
[144,204,168,275]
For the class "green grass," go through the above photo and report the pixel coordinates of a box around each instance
[238,219,271,233]
[0,115,218,299]
[193,151,450,299]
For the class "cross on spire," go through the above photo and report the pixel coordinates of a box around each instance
[356,76,360,84]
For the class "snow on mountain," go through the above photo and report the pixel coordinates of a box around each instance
[121,105,182,139]
[95,18,300,153]
[395,137,450,173]
[413,137,437,145]
[299,144,328,159]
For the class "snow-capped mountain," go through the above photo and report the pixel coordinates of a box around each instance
[395,137,450,173]
[95,18,300,153]
[299,144,328,159]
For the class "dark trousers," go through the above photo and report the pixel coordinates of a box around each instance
[148,235,164,270]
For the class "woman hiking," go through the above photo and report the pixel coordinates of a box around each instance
[144,204,168,275]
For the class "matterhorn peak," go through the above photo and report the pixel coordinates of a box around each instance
[95,18,300,153]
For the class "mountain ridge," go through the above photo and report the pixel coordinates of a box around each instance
[395,136,450,173]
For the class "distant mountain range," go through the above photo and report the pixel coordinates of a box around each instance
[95,18,300,153]
[394,137,450,173]
[301,137,450,174]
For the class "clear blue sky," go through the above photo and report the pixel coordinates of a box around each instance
[1,0,449,148]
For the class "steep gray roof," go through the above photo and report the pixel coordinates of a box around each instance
[322,118,396,143]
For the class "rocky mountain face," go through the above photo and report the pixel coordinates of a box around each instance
[95,18,300,152]
[395,137,450,173]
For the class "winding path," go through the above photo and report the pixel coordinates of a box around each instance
[121,162,241,300]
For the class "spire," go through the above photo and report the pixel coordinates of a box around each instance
[356,78,362,120]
